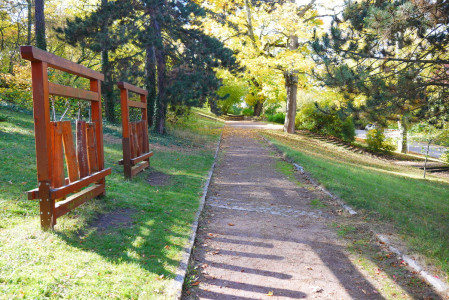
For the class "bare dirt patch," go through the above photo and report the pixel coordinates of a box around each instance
[90,208,136,232]
[147,171,172,186]
[103,134,122,145]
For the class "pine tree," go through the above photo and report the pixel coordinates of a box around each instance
[312,0,449,136]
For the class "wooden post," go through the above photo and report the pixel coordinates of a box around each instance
[120,88,132,179]
[118,82,152,179]
[30,61,54,230]
[90,79,106,195]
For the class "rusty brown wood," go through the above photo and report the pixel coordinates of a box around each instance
[49,82,99,102]
[76,120,89,178]
[86,123,99,174]
[128,100,146,109]
[117,81,148,95]
[90,79,106,196]
[118,81,151,179]
[132,122,140,157]
[54,184,104,218]
[21,46,104,81]
[61,121,79,183]
[120,87,132,179]
[49,122,65,189]
[131,161,149,177]
[118,151,154,166]
[50,168,111,200]
[28,60,54,229]
[22,46,110,229]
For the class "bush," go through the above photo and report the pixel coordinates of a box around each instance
[228,105,243,115]
[295,102,355,142]
[267,112,285,124]
[242,108,254,116]
[366,129,396,153]
[440,150,449,163]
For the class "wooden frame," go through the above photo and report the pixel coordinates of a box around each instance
[117,82,153,179]
[21,46,111,230]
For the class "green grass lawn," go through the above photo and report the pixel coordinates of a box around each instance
[0,106,222,299]
[264,130,449,275]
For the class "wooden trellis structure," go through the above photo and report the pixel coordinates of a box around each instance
[21,46,111,230]
[118,82,153,179]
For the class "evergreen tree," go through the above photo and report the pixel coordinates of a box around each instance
[312,0,449,142]
[58,0,135,123]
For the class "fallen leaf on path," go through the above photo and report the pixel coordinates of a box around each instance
[228,223,235,226]
[267,291,274,296]
[192,281,200,286]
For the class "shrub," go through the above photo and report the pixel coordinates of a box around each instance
[242,107,254,116]
[440,150,449,163]
[228,105,243,115]
[267,112,285,124]
[295,101,355,142]
[366,129,396,153]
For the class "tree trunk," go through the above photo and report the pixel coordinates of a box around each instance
[27,0,32,45]
[400,115,408,154]
[284,70,298,133]
[423,139,431,178]
[244,0,257,48]
[100,0,115,123]
[253,100,263,117]
[283,34,299,134]
[34,0,46,51]
[101,49,115,123]
[145,45,157,127]
[149,9,167,134]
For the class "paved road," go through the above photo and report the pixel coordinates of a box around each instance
[356,130,447,159]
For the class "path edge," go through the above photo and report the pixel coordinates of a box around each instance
[262,133,449,295]
[171,130,223,299]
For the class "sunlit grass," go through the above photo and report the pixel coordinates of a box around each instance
[264,130,449,274]
[0,108,222,298]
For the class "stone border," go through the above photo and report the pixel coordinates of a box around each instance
[263,133,449,296]
[261,135,357,215]
[171,131,223,299]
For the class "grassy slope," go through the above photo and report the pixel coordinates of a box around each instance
[264,130,449,274]
[0,108,223,299]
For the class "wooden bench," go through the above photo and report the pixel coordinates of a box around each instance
[21,46,111,230]
[117,82,153,179]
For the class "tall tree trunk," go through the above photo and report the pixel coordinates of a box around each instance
[27,0,32,45]
[145,45,157,127]
[101,0,115,123]
[253,100,263,116]
[284,70,298,133]
[149,10,167,134]
[34,0,46,51]
[400,114,408,154]
[284,34,299,134]
[101,50,115,123]
[244,0,257,48]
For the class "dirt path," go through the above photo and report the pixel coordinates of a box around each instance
[183,123,441,299]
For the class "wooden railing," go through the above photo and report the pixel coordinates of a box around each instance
[117,82,153,179]
[21,46,111,230]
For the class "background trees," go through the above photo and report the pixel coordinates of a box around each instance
[1,0,236,134]
[201,0,321,132]
[312,0,449,149]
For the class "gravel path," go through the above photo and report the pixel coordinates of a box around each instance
[183,123,388,299]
